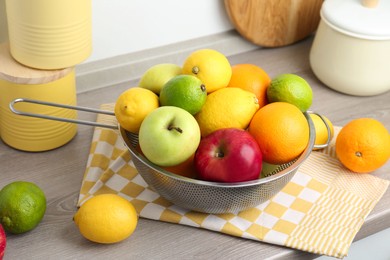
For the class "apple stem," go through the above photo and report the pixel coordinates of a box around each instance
[216,151,224,158]
[168,125,183,133]
[200,84,206,92]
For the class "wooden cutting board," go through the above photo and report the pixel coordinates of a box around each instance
[224,0,323,47]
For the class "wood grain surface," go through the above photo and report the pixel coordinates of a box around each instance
[224,0,323,47]
[0,43,72,84]
[1,37,389,259]
[361,0,379,8]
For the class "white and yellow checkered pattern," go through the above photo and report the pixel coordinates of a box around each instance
[78,104,389,259]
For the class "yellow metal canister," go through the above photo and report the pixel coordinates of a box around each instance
[0,43,77,151]
[5,0,92,69]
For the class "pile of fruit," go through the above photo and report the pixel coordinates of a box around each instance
[115,49,310,183]
[115,48,390,183]
[1,49,389,251]
[0,181,138,248]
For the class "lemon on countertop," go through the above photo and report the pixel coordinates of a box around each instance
[73,194,138,244]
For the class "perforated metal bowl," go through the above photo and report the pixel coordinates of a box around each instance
[121,112,316,214]
[10,98,319,214]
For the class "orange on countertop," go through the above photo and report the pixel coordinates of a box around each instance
[335,118,390,173]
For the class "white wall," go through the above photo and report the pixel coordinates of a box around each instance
[0,0,233,63]
[89,0,233,62]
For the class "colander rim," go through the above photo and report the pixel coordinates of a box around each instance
[121,112,315,188]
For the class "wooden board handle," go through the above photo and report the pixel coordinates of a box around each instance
[223,0,322,47]
[361,0,379,8]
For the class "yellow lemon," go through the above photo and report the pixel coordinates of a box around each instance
[310,114,334,150]
[73,194,138,244]
[115,87,159,133]
[182,49,232,93]
[195,87,259,137]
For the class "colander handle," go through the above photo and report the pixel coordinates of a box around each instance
[309,111,332,150]
[9,98,118,130]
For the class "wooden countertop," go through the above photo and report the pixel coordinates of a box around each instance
[1,37,389,259]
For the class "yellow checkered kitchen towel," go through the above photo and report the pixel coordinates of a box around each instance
[78,104,389,259]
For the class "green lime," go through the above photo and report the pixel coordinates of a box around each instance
[159,75,207,115]
[0,181,46,234]
[261,162,280,178]
[267,74,313,112]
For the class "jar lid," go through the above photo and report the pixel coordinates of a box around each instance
[0,43,72,84]
[321,0,390,40]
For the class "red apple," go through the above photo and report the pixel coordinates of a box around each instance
[0,224,6,260]
[194,128,263,182]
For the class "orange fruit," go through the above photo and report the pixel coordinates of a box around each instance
[136,145,197,179]
[249,102,309,164]
[227,63,271,108]
[162,153,198,179]
[335,118,390,173]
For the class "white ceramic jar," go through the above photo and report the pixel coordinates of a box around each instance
[310,0,390,96]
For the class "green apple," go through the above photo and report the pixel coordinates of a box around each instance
[138,63,182,94]
[138,106,201,167]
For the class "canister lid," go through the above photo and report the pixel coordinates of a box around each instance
[0,43,73,84]
[321,0,390,40]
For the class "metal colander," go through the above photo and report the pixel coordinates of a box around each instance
[10,98,319,214]
[120,113,316,214]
